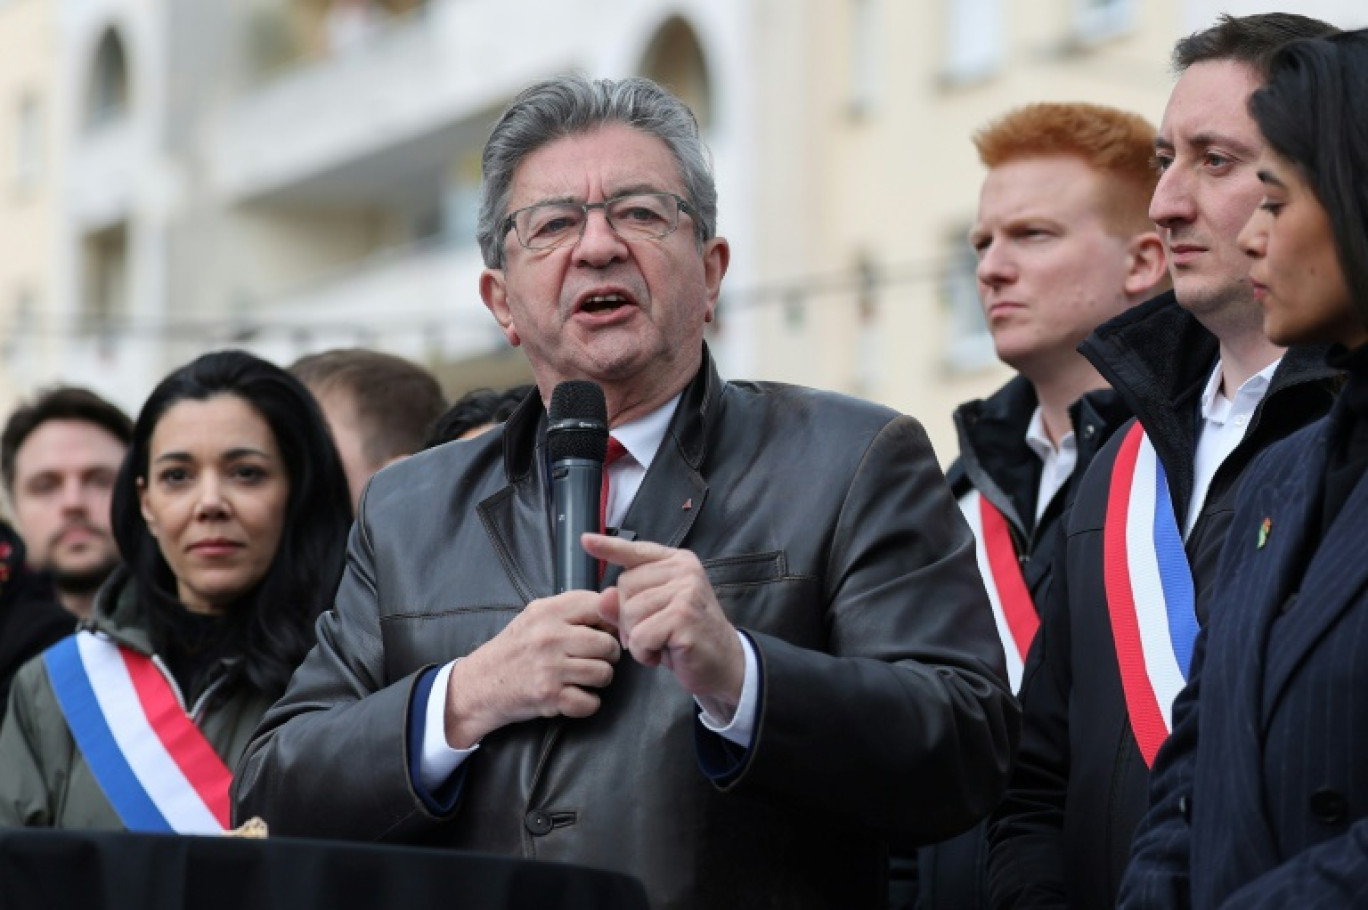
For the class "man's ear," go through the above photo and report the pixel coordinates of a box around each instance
[480,268,521,347]
[701,237,730,323]
[1124,231,1170,299]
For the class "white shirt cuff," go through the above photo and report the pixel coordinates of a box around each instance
[419,660,478,791]
[696,630,759,749]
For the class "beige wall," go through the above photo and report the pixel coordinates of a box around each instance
[750,0,1182,463]
[0,0,59,412]
[19,0,1366,436]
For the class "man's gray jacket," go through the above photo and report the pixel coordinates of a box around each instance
[234,348,1019,909]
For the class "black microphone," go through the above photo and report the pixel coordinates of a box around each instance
[547,381,608,593]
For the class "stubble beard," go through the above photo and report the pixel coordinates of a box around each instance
[50,555,120,597]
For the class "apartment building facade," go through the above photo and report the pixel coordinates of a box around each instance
[8,0,1367,453]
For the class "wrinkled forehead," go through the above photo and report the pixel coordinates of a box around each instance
[507,124,685,210]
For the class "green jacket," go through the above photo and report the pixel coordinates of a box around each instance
[0,567,273,829]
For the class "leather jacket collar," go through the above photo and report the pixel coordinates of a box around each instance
[487,345,718,595]
[500,344,721,481]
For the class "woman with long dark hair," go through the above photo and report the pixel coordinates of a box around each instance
[0,350,351,830]
[1122,29,1368,908]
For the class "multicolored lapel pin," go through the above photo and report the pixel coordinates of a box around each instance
[1257,516,1272,549]
[682,498,693,512]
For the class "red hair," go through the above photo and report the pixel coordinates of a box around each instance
[974,102,1159,234]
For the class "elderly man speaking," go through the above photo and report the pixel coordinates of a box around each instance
[234,74,1017,910]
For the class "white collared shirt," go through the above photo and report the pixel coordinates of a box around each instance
[419,391,759,789]
[601,392,679,528]
[1185,358,1280,538]
[1024,406,1079,525]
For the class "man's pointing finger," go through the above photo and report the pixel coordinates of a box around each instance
[581,532,675,569]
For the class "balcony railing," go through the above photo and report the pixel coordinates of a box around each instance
[237,236,503,363]
[68,118,142,229]
[212,0,587,202]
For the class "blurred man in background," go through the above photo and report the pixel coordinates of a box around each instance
[290,348,447,511]
[423,384,534,448]
[1,387,132,619]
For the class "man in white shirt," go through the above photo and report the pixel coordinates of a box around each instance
[911,102,1167,910]
[988,14,1343,909]
[236,73,1017,910]
[952,101,1167,693]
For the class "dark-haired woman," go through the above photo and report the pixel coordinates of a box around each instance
[0,350,351,830]
[1122,29,1368,909]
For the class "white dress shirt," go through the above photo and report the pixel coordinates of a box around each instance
[419,392,760,789]
[1185,358,1280,538]
[1024,406,1079,525]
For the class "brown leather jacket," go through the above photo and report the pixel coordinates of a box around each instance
[235,349,1019,909]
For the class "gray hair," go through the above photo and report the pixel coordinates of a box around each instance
[476,74,718,269]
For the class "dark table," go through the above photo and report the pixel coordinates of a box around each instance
[0,828,650,910]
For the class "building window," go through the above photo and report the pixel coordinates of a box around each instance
[848,0,881,115]
[942,236,995,372]
[87,29,131,130]
[1074,0,1135,44]
[943,0,1004,85]
[14,93,42,187]
[639,15,712,130]
[83,223,129,338]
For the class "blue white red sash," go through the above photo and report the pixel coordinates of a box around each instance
[43,632,232,833]
[1103,422,1199,767]
[960,490,1040,692]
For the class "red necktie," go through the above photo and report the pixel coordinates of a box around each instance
[598,437,627,581]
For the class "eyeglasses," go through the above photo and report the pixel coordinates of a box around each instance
[502,192,694,253]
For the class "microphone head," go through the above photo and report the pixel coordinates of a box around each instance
[547,381,608,463]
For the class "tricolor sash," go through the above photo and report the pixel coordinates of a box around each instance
[960,489,1040,692]
[43,632,232,833]
[1103,422,1199,767]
